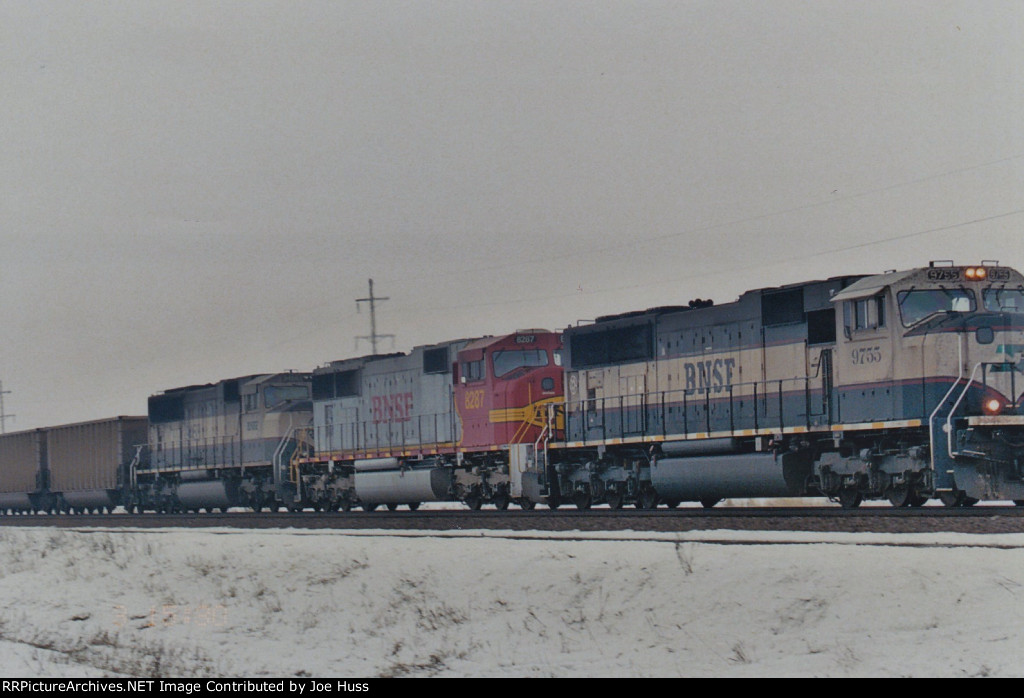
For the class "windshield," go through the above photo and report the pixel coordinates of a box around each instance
[897,289,976,327]
[983,288,1024,313]
[492,349,549,378]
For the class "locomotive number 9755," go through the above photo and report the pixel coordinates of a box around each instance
[851,346,883,365]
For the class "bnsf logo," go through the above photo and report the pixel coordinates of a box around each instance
[372,393,413,423]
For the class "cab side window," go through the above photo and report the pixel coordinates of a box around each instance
[844,295,886,335]
[462,360,484,382]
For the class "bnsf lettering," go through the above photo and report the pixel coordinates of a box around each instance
[372,392,414,423]
[684,358,736,394]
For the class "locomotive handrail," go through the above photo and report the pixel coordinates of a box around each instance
[535,402,557,471]
[313,407,456,456]
[946,360,984,460]
[271,414,295,484]
[567,374,827,444]
[929,333,964,467]
[128,444,147,491]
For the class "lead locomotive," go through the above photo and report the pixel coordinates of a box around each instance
[555,261,1024,509]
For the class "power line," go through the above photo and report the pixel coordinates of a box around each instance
[355,279,394,355]
[394,206,1024,315]
[425,151,1024,279]
[0,380,15,434]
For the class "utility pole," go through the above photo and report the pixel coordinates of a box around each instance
[356,279,394,355]
[0,380,13,434]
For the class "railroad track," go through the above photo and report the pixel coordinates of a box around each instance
[1,505,1022,534]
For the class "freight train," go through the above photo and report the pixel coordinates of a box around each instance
[3,260,1024,514]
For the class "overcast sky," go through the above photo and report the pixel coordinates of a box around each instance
[2,0,1022,429]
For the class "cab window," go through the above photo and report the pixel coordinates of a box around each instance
[843,295,886,335]
[462,360,485,382]
[492,349,549,378]
[897,289,975,327]
[983,288,1024,313]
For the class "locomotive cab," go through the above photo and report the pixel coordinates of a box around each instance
[454,331,564,451]
[454,331,564,507]
[826,262,1024,505]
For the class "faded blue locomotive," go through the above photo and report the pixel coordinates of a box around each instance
[552,261,1024,508]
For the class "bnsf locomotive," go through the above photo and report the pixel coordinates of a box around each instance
[2,260,1024,514]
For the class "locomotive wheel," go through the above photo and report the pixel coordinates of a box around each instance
[700,497,721,509]
[1015,500,1024,507]
[837,488,862,509]
[339,497,352,512]
[663,500,681,509]
[636,487,658,510]
[606,490,624,510]
[908,493,928,507]
[546,495,561,510]
[962,496,978,507]
[465,492,483,510]
[386,503,399,512]
[407,502,421,511]
[362,502,378,512]
[887,485,911,508]
[939,491,964,508]
[492,493,509,511]
[572,491,592,510]
[519,499,536,510]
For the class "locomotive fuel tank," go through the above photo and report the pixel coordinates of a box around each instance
[176,480,239,510]
[652,451,814,501]
[354,469,451,505]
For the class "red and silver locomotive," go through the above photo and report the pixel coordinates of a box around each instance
[296,331,563,511]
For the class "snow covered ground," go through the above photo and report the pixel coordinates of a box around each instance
[0,525,1022,677]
